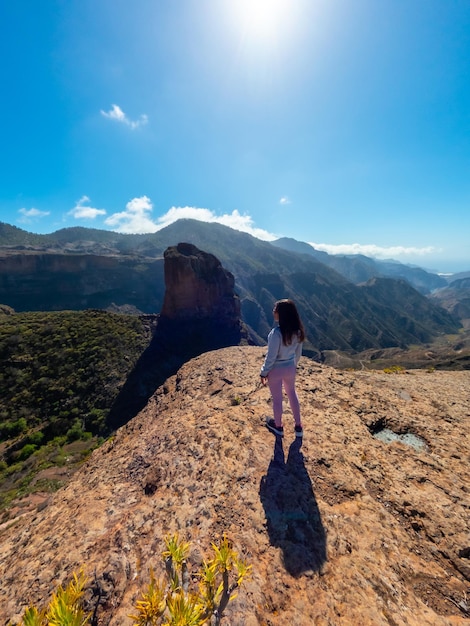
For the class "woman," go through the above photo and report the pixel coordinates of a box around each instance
[260,299,305,438]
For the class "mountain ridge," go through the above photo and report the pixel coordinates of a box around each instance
[272,236,448,294]
[0,220,462,356]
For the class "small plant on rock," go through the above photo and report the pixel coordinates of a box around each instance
[16,569,89,626]
[130,533,251,626]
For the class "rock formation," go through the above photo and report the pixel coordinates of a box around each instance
[0,347,469,625]
[106,243,248,429]
[0,252,165,313]
[161,242,240,321]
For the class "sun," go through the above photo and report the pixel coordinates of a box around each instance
[228,0,293,43]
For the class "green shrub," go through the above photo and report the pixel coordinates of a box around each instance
[66,420,85,443]
[27,432,44,446]
[0,417,28,439]
[17,444,36,461]
[383,365,405,374]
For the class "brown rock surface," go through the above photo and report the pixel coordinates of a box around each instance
[106,243,248,429]
[0,347,469,625]
[161,242,240,321]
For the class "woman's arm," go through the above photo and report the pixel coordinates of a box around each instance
[260,328,281,377]
[295,339,303,366]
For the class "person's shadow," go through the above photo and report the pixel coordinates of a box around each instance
[259,436,327,576]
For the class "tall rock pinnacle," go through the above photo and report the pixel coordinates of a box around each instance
[161,242,240,322]
[107,243,247,429]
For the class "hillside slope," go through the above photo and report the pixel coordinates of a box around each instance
[1,347,468,625]
[431,278,470,324]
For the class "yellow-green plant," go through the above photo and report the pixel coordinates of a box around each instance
[131,569,166,625]
[201,535,251,625]
[16,569,89,626]
[383,365,405,374]
[11,536,250,626]
[130,533,251,626]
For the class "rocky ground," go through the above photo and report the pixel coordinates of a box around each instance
[0,346,469,625]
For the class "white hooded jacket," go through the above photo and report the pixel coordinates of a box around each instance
[260,324,303,377]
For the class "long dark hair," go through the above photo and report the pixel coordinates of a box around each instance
[274,299,305,345]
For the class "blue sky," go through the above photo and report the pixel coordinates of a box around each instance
[1,0,469,273]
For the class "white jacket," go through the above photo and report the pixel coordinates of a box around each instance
[260,325,303,377]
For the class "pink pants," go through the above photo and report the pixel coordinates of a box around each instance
[267,365,301,428]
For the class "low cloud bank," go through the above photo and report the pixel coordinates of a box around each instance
[309,242,439,260]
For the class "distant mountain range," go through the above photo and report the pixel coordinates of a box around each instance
[272,237,449,293]
[0,220,464,357]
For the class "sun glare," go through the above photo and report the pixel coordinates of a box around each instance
[229,0,294,44]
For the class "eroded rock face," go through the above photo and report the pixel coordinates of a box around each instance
[161,242,240,322]
[106,244,247,428]
[0,253,165,313]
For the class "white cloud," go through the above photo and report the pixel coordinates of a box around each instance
[100,104,148,129]
[279,196,291,205]
[105,196,157,233]
[104,199,279,239]
[308,242,439,259]
[69,196,107,220]
[156,207,277,241]
[18,207,50,224]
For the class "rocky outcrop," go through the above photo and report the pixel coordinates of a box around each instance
[161,242,240,322]
[0,348,469,624]
[106,244,248,429]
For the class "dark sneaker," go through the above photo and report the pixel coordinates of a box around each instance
[294,425,303,438]
[266,418,284,437]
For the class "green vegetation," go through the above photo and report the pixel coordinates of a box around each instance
[0,222,46,247]
[383,365,406,374]
[13,535,251,626]
[0,309,151,511]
